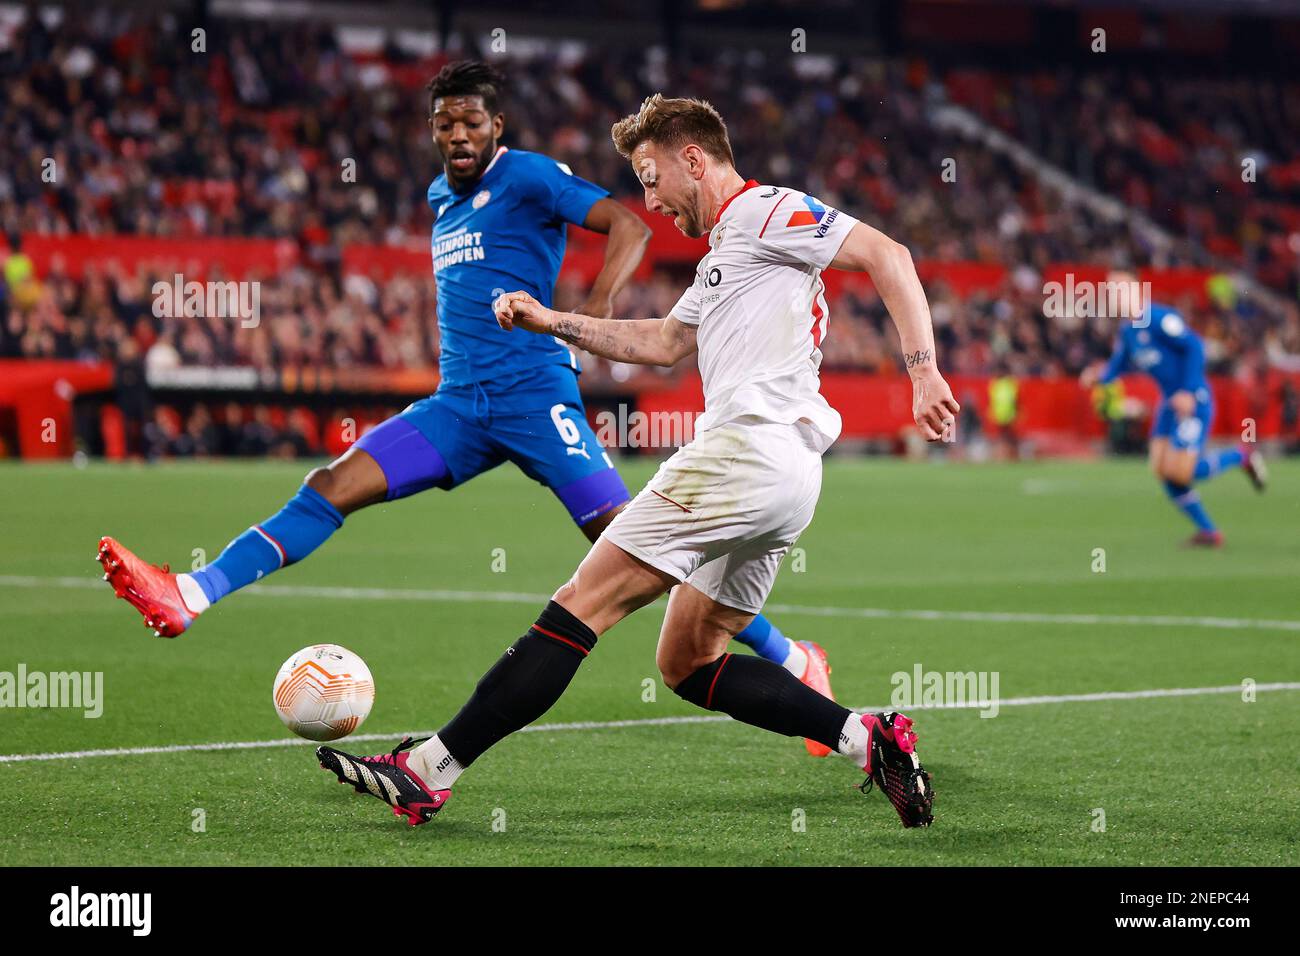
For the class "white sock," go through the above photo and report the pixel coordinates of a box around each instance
[175,573,209,614]
[836,712,869,764]
[408,735,464,791]
[782,642,809,678]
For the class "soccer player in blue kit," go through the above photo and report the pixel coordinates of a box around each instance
[97,62,835,748]
[1081,275,1267,546]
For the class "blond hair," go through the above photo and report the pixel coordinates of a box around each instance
[610,94,735,165]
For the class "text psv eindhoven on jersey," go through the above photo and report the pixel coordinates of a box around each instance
[671,180,857,450]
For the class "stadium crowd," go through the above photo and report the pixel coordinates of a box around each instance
[2,13,1234,268]
[948,66,1300,294]
[3,8,1300,458]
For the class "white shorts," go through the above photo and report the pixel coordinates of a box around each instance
[601,417,824,614]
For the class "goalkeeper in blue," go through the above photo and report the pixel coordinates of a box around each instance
[1081,281,1266,547]
[95,61,834,752]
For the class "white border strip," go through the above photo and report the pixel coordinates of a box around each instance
[3,575,1299,632]
[2,682,1296,765]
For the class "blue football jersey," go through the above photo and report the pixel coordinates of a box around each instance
[426,147,608,386]
[1098,303,1209,400]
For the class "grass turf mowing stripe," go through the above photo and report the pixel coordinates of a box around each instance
[3,681,1296,764]
[5,574,1300,633]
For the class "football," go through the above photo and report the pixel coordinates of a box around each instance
[272,644,375,741]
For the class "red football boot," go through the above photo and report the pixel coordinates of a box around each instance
[96,536,199,637]
[1242,447,1268,493]
[1184,529,1224,549]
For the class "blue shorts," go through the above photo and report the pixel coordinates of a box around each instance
[355,365,629,526]
[1152,397,1214,453]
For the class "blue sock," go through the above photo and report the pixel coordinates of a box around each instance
[733,613,794,665]
[1162,480,1215,533]
[190,485,344,605]
[1194,448,1243,482]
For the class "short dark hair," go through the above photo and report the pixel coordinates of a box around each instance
[611,94,734,166]
[426,60,505,116]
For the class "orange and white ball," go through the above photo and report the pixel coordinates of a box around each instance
[272,644,375,741]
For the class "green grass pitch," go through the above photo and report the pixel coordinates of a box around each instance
[1,455,1297,866]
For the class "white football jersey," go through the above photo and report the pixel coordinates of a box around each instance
[670,180,858,452]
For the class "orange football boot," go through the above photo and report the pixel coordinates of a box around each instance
[797,640,836,757]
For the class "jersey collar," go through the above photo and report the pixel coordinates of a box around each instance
[714,178,760,225]
[482,145,508,176]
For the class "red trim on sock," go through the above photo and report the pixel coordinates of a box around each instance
[706,653,732,710]
[531,624,590,656]
[253,525,287,567]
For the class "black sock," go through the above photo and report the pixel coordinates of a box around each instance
[439,601,597,766]
[674,652,850,750]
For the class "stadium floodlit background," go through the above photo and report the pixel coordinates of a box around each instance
[1,0,1297,870]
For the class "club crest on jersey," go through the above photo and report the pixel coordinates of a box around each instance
[472,190,492,209]
[787,195,826,227]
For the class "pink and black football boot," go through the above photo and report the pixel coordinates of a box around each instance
[1242,447,1268,493]
[317,736,451,827]
[96,536,198,638]
[858,711,934,828]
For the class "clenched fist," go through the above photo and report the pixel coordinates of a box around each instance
[912,368,961,442]
[493,291,555,334]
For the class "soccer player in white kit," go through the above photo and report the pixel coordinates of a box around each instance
[315,95,959,829]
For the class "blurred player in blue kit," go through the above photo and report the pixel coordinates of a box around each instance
[1081,273,1267,546]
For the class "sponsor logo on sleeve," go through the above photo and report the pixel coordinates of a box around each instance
[787,195,826,227]
[786,195,841,238]
[813,208,839,238]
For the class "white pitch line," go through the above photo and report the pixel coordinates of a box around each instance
[2,682,1297,765]
[3,574,1300,633]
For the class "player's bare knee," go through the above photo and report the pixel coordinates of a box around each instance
[551,578,580,607]
[305,463,360,514]
[658,668,684,691]
[1158,458,1192,485]
[304,465,336,498]
[656,650,693,689]
[306,452,388,514]
[305,463,355,509]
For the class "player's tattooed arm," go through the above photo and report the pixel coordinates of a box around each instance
[494,291,696,367]
[904,349,933,371]
[551,313,697,367]
[828,221,959,440]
